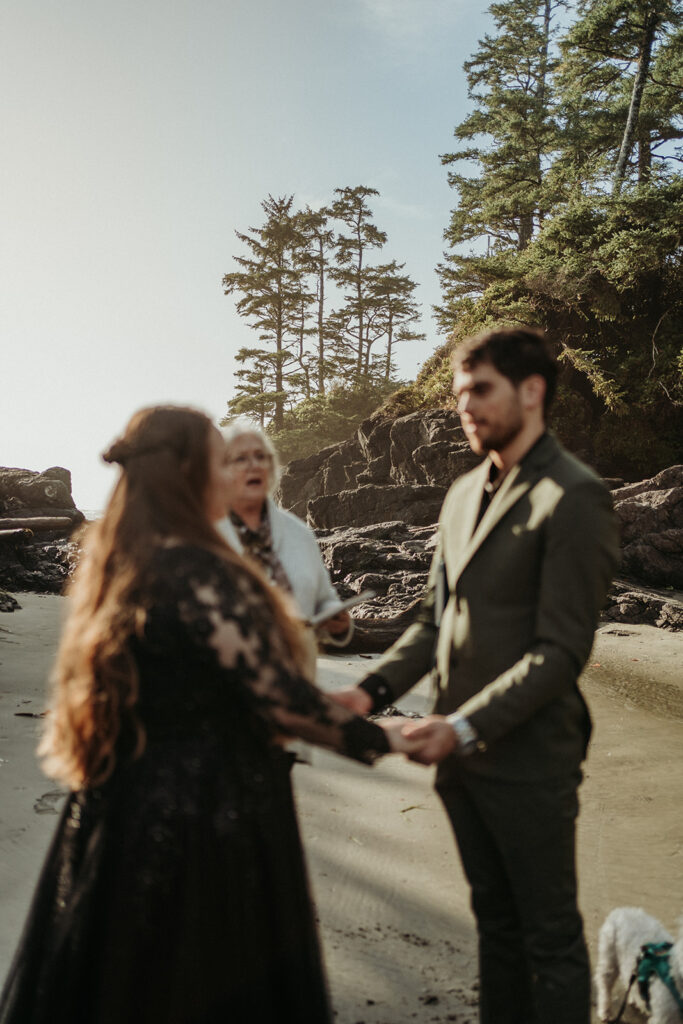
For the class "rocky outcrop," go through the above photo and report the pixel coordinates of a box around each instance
[278,409,480,527]
[612,466,683,589]
[0,466,84,607]
[0,467,84,525]
[278,414,683,645]
[604,581,683,631]
[0,589,21,612]
[317,522,435,607]
[309,484,446,529]
[316,521,435,653]
[316,518,683,650]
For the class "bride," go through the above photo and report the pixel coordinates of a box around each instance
[0,404,421,1024]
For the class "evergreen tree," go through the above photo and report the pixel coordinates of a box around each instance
[367,262,425,380]
[226,348,280,427]
[433,0,682,476]
[222,195,309,430]
[436,0,566,329]
[223,188,425,451]
[329,185,387,378]
[296,206,338,395]
[554,0,683,190]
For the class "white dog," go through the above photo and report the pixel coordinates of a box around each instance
[595,907,683,1023]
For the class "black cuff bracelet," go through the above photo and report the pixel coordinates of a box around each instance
[358,674,394,713]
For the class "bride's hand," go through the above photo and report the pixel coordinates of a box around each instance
[328,687,372,715]
[377,717,429,759]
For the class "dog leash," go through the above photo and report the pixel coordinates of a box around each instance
[608,942,683,1023]
[607,967,637,1024]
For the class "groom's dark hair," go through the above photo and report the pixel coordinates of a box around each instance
[452,327,558,417]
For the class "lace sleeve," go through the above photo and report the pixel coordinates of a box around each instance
[172,546,390,764]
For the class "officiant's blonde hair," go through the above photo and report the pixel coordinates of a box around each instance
[221,417,281,495]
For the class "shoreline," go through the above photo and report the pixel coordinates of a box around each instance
[1,595,682,1022]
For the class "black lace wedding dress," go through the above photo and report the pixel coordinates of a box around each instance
[0,544,390,1024]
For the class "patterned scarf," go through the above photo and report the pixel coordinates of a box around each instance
[229,507,293,595]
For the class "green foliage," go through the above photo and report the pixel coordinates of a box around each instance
[431,0,683,478]
[554,0,683,188]
[438,0,564,298]
[437,181,683,474]
[266,379,403,464]
[222,196,309,430]
[223,186,424,443]
[221,2,682,480]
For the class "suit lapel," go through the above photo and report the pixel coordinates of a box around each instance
[443,459,489,590]
[445,433,558,589]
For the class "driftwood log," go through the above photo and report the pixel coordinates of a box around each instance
[0,528,33,544]
[0,516,75,533]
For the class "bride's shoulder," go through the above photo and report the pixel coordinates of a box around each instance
[150,541,254,591]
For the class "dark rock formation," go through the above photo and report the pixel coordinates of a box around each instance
[317,522,435,605]
[317,517,683,650]
[612,465,683,589]
[279,412,682,646]
[278,409,480,526]
[316,522,434,653]
[0,466,84,605]
[0,466,84,525]
[604,581,683,631]
[0,589,21,612]
[309,484,446,529]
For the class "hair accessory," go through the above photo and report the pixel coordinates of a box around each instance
[102,442,178,467]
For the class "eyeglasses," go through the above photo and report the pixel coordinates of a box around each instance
[228,452,272,468]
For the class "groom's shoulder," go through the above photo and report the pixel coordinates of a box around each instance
[442,459,485,506]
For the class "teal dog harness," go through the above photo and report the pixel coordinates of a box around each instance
[609,941,683,1023]
[636,941,683,1015]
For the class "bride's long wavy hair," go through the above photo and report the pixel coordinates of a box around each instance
[39,405,306,790]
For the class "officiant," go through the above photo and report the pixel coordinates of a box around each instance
[217,419,353,678]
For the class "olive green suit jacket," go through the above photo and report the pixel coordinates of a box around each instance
[369,433,620,781]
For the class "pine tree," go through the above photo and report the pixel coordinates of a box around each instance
[329,186,387,379]
[554,0,683,190]
[367,262,425,380]
[433,0,682,475]
[436,0,565,328]
[296,206,338,395]
[223,188,425,449]
[222,196,309,430]
[226,348,280,427]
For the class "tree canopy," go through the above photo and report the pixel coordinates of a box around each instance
[431,0,682,476]
[220,1,681,477]
[222,187,424,445]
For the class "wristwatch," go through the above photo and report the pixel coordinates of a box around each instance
[446,713,484,756]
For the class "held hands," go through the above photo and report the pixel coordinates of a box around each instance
[328,689,459,765]
[380,715,458,764]
[377,717,433,758]
[399,716,458,765]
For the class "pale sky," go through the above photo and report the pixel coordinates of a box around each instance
[2,0,489,511]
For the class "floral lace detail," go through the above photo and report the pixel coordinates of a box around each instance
[1,543,365,1024]
[159,544,390,763]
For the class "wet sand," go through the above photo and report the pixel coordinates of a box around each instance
[1,595,682,1023]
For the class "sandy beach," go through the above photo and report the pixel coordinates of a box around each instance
[1,594,682,1023]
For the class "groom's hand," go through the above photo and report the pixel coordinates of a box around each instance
[377,717,432,758]
[401,716,457,764]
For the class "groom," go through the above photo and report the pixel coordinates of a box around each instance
[335,327,619,1024]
